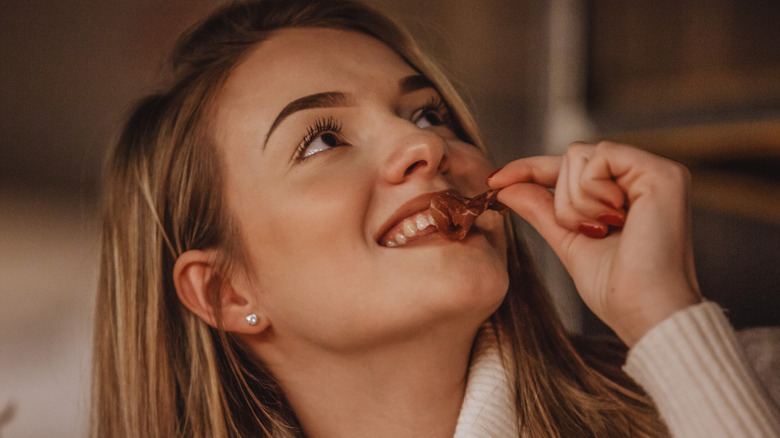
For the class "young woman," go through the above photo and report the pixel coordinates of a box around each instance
[91,0,780,436]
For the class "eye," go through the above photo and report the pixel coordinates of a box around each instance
[412,96,453,130]
[300,132,341,158]
[296,117,346,160]
[415,111,445,129]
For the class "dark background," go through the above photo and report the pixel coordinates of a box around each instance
[1,1,778,435]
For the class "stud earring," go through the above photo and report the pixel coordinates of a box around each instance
[246,313,258,326]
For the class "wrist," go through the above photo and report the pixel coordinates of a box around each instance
[615,293,702,347]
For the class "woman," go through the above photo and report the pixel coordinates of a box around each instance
[91,0,780,436]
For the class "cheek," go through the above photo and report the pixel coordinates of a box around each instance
[447,144,495,193]
[241,210,371,347]
[237,158,370,256]
[242,181,367,286]
[234,172,375,332]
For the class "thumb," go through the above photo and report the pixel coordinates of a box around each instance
[497,182,572,261]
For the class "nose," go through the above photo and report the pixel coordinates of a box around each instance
[381,129,450,184]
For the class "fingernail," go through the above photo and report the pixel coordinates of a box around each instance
[486,169,501,182]
[597,212,625,228]
[578,222,607,238]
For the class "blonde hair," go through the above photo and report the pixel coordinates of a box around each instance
[92,0,666,436]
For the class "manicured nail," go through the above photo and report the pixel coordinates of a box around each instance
[578,222,607,238]
[598,212,625,228]
[486,169,501,182]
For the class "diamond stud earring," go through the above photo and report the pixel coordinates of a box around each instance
[246,313,258,326]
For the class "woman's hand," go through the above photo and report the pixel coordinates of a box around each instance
[487,141,702,346]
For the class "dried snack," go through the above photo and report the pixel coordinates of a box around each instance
[429,189,506,240]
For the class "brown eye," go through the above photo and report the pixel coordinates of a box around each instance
[300,132,343,158]
[321,132,340,146]
[296,116,345,160]
[412,96,453,130]
[415,111,445,128]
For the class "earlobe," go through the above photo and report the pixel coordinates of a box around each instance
[173,249,269,334]
[243,312,270,333]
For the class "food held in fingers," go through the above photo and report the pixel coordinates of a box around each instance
[430,189,507,240]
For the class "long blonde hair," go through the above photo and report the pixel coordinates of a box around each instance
[92,0,666,436]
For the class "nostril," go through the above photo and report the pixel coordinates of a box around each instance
[404,161,424,175]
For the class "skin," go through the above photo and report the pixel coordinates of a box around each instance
[488,142,702,346]
[174,25,702,438]
[209,28,508,437]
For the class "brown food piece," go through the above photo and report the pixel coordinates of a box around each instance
[429,189,507,240]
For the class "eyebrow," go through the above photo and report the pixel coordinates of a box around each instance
[264,91,350,148]
[263,74,435,148]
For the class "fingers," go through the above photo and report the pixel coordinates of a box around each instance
[556,149,603,237]
[489,144,627,238]
[485,155,576,252]
[495,182,571,250]
[488,141,690,240]
[489,143,701,344]
[556,143,628,236]
[582,141,691,207]
[487,155,561,189]
[579,155,629,210]
[574,144,628,212]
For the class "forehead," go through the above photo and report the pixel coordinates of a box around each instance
[217,27,418,115]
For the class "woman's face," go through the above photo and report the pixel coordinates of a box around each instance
[214,28,508,353]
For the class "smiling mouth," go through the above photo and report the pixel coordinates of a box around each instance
[379,189,506,248]
[379,210,439,247]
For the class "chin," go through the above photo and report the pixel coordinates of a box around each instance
[420,252,509,325]
[329,263,509,352]
[454,264,508,314]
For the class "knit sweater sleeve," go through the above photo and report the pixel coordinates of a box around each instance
[623,301,780,437]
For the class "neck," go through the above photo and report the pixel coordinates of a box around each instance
[259,322,479,438]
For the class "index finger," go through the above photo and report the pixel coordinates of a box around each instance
[486,155,562,189]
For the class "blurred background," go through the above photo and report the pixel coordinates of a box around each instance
[1,0,778,435]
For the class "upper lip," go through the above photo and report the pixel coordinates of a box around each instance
[374,191,438,244]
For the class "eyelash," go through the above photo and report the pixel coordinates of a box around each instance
[415,96,453,127]
[294,96,455,162]
[295,116,343,161]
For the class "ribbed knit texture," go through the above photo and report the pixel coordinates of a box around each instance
[454,326,518,438]
[455,304,779,437]
[624,302,780,437]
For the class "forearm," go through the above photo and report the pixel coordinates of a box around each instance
[624,302,780,437]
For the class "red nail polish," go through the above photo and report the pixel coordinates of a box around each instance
[486,169,501,182]
[578,223,607,238]
[598,213,625,228]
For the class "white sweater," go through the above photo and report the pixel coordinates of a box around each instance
[454,302,780,437]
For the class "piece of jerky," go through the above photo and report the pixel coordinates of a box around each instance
[429,189,507,240]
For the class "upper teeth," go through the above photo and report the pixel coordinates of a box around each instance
[386,212,435,247]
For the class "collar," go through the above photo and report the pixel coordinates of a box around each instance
[454,325,519,438]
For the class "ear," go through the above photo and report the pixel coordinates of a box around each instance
[173,249,269,334]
